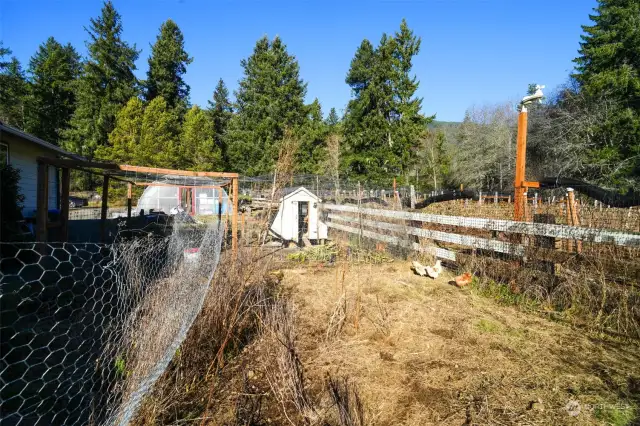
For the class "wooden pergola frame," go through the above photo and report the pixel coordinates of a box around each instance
[36,158,240,257]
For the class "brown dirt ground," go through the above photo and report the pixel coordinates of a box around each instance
[282,261,640,425]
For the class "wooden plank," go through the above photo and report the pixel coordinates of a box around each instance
[135,182,224,189]
[36,161,49,242]
[321,204,640,247]
[326,221,457,261]
[101,175,110,242]
[119,164,238,178]
[127,183,132,219]
[232,177,239,257]
[60,168,70,241]
[328,214,524,256]
[36,156,119,170]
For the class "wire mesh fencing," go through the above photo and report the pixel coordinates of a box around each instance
[0,218,223,425]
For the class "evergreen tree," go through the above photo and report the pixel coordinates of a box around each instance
[325,107,340,127]
[0,45,27,128]
[63,1,139,159]
[180,105,222,171]
[573,0,640,190]
[298,99,329,173]
[96,97,144,164]
[342,20,429,184]
[207,78,233,166]
[144,19,192,110]
[25,37,81,144]
[136,96,179,168]
[226,36,307,174]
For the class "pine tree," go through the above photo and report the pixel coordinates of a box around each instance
[207,78,233,166]
[0,45,27,128]
[180,105,222,171]
[136,96,179,168]
[573,0,640,190]
[343,20,430,184]
[63,1,139,159]
[226,36,307,174]
[144,19,192,111]
[25,37,81,144]
[325,107,340,127]
[298,99,329,174]
[96,97,144,164]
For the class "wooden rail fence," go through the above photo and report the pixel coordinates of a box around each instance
[320,203,640,264]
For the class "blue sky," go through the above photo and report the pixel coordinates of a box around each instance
[1,0,597,122]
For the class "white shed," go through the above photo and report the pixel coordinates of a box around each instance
[270,187,328,243]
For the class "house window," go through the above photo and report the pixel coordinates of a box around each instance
[0,143,8,165]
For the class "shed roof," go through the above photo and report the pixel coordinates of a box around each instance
[281,186,320,201]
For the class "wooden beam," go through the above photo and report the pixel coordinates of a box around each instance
[232,177,239,257]
[101,175,110,242]
[37,156,119,170]
[118,164,238,178]
[127,183,132,219]
[36,161,49,242]
[134,182,224,189]
[523,181,540,188]
[60,168,70,242]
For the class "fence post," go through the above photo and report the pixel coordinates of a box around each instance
[494,191,498,204]
[127,183,132,219]
[410,185,416,209]
[478,191,483,205]
[100,175,110,243]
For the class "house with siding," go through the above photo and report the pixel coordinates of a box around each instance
[0,121,82,218]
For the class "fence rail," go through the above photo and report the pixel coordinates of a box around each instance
[322,203,640,248]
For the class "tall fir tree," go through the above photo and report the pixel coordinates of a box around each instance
[573,0,640,190]
[226,36,307,174]
[144,19,192,111]
[25,37,81,144]
[207,78,233,167]
[343,20,429,185]
[0,44,27,128]
[136,96,179,168]
[298,98,329,174]
[325,107,340,127]
[63,1,139,160]
[96,97,144,164]
[180,105,222,171]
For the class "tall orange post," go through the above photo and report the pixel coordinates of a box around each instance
[514,108,528,221]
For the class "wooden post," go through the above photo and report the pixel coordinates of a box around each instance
[241,210,246,244]
[410,185,416,209]
[514,108,528,221]
[232,177,239,258]
[478,190,483,205]
[565,190,574,252]
[60,168,70,242]
[567,188,582,253]
[494,191,498,205]
[127,183,132,219]
[101,175,110,242]
[36,161,49,242]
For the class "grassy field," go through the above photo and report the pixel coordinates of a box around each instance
[280,261,639,425]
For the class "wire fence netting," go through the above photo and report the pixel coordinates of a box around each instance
[1,219,223,425]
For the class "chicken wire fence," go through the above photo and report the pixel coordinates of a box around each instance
[0,219,224,425]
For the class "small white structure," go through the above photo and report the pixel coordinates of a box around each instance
[270,187,327,243]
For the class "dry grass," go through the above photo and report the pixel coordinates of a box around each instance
[282,261,640,425]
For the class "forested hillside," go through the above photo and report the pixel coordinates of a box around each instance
[1,0,637,192]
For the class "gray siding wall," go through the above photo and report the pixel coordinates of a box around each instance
[2,135,59,217]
